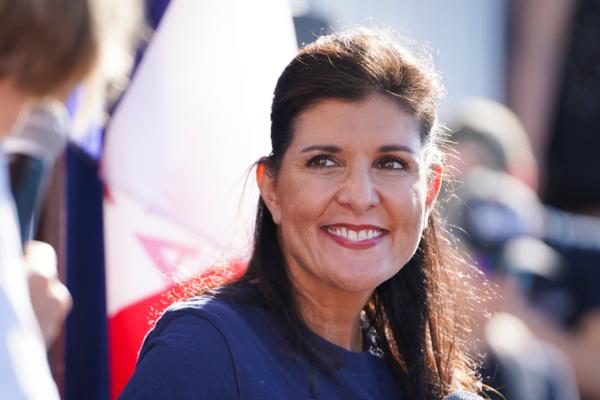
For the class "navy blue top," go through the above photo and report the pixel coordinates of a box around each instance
[119,289,405,399]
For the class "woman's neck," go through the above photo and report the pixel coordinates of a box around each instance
[296,287,371,352]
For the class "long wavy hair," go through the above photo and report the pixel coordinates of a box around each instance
[226,28,483,399]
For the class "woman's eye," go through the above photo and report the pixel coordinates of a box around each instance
[376,157,407,171]
[306,155,338,168]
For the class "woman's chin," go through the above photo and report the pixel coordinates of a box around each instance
[327,271,394,295]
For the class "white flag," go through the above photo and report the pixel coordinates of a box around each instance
[102,1,296,396]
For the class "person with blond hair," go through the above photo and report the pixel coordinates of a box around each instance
[0,0,141,397]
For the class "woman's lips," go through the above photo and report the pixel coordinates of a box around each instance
[321,224,387,250]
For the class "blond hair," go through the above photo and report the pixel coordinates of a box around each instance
[0,0,144,117]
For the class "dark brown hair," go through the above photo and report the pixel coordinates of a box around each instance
[0,0,98,96]
[232,28,482,398]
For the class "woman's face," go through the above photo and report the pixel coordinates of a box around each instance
[260,94,442,299]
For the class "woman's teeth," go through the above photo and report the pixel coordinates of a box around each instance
[326,227,384,242]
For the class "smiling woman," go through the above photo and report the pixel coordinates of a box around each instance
[262,94,437,316]
[120,28,484,400]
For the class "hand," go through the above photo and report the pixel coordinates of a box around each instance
[23,241,72,347]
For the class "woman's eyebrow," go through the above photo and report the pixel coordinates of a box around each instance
[300,144,342,153]
[377,144,416,154]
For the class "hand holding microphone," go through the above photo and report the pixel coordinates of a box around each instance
[23,240,72,346]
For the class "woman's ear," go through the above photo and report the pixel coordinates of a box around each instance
[256,161,282,224]
[424,163,443,218]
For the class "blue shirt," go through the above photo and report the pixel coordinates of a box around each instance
[119,290,405,399]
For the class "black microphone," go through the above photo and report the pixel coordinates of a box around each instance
[3,101,69,246]
[443,391,483,400]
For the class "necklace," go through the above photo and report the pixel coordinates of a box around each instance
[360,312,384,358]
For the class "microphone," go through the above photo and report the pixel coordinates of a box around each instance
[3,100,69,246]
[443,391,483,400]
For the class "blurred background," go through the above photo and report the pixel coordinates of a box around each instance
[4,0,599,399]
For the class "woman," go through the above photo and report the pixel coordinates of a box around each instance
[120,28,484,399]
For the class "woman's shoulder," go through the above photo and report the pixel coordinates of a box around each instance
[144,294,235,356]
[163,284,263,325]
[164,292,239,325]
[152,286,260,345]
[118,289,257,399]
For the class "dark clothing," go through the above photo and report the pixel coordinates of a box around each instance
[119,288,405,399]
[531,239,600,327]
[545,0,600,210]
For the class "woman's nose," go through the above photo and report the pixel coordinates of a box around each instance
[335,167,381,213]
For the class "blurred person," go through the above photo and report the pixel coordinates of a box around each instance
[0,0,142,398]
[0,2,97,398]
[120,28,486,399]
[444,167,581,400]
[446,97,600,399]
[443,98,544,268]
[445,97,539,192]
[509,0,600,216]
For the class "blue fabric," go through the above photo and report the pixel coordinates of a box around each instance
[119,293,405,400]
[64,144,109,400]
